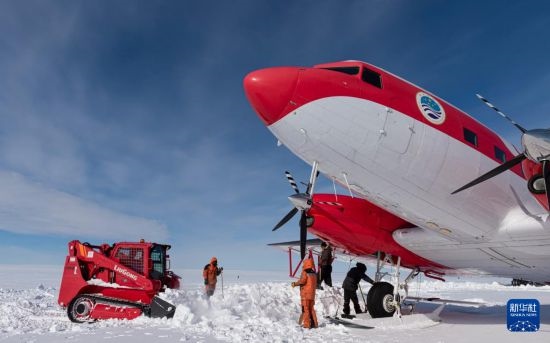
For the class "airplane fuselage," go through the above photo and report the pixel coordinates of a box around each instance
[244,61,550,283]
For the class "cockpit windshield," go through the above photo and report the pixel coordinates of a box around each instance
[320,66,360,75]
[318,64,382,88]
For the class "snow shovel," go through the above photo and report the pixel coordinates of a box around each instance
[221,270,224,299]
[358,282,368,313]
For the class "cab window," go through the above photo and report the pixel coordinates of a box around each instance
[115,247,144,274]
[150,245,165,275]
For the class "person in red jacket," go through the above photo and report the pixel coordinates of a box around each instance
[203,257,223,297]
[291,258,318,329]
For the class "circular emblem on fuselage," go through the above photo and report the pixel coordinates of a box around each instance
[416,92,445,125]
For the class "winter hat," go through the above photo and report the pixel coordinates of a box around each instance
[303,258,315,270]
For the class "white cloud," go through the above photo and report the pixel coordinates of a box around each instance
[0,170,168,240]
[0,112,88,188]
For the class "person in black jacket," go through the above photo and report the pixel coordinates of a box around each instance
[341,262,374,317]
[317,241,333,289]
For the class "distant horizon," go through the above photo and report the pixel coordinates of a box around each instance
[0,263,514,291]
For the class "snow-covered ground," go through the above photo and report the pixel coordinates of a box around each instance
[1,265,549,342]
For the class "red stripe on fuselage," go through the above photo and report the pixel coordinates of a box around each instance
[244,61,525,179]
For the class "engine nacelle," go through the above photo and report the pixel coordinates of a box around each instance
[522,159,549,210]
[308,194,444,269]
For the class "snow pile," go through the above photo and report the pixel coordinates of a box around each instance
[138,283,352,342]
[87,279,131,288]
[0,282,354,342]
[2,270,550,342]
[0,285,78,335]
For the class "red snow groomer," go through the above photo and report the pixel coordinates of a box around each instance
[58,240,181,323]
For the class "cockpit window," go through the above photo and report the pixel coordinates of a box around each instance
[362,68,382,88]
[321,66,360,75]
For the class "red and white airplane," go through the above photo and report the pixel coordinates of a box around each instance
[243,61,550,317]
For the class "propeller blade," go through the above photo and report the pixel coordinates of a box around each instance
[273,207,298,231]
[543,160,550,209]
[476,94,527,133]
[452,153,526,194]
[285,171,300,194]
[299,212,307,260]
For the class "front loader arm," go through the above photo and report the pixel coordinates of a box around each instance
[58,240,157,307]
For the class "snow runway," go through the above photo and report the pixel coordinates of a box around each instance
[1,266,550,342]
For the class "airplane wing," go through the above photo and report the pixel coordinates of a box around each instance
[268,194,497,281]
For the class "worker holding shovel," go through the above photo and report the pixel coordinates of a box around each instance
[341,262,374,318]
[203,257,223,298]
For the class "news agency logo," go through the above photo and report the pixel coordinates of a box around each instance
[416,92,445,125]
[507,299,540,332]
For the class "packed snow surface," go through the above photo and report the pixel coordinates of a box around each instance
[1,266,549,342]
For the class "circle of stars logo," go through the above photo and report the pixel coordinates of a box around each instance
[508,320,539,332]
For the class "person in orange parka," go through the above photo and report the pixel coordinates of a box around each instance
[203,257,223,297]
[291,258,318,329]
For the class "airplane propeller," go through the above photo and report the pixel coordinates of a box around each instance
[273,163,319,260]
[452,94,550,208]
[543,160,550,208]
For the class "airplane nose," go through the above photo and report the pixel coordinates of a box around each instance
[243,67,300,125]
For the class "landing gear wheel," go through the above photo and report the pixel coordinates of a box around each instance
[367,282,396,318]
[68,295,96,323]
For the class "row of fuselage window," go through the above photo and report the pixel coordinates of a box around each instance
[463,127,507,163]
[324,66,507,164]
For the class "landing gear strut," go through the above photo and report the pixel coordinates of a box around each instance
[367,252,420,318]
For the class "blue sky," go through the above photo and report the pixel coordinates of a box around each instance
[0,1,549,272]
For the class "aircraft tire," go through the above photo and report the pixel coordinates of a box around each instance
[367,282,396,318]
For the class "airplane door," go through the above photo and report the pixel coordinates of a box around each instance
[379,104,413,154]
[406,124,449,191]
